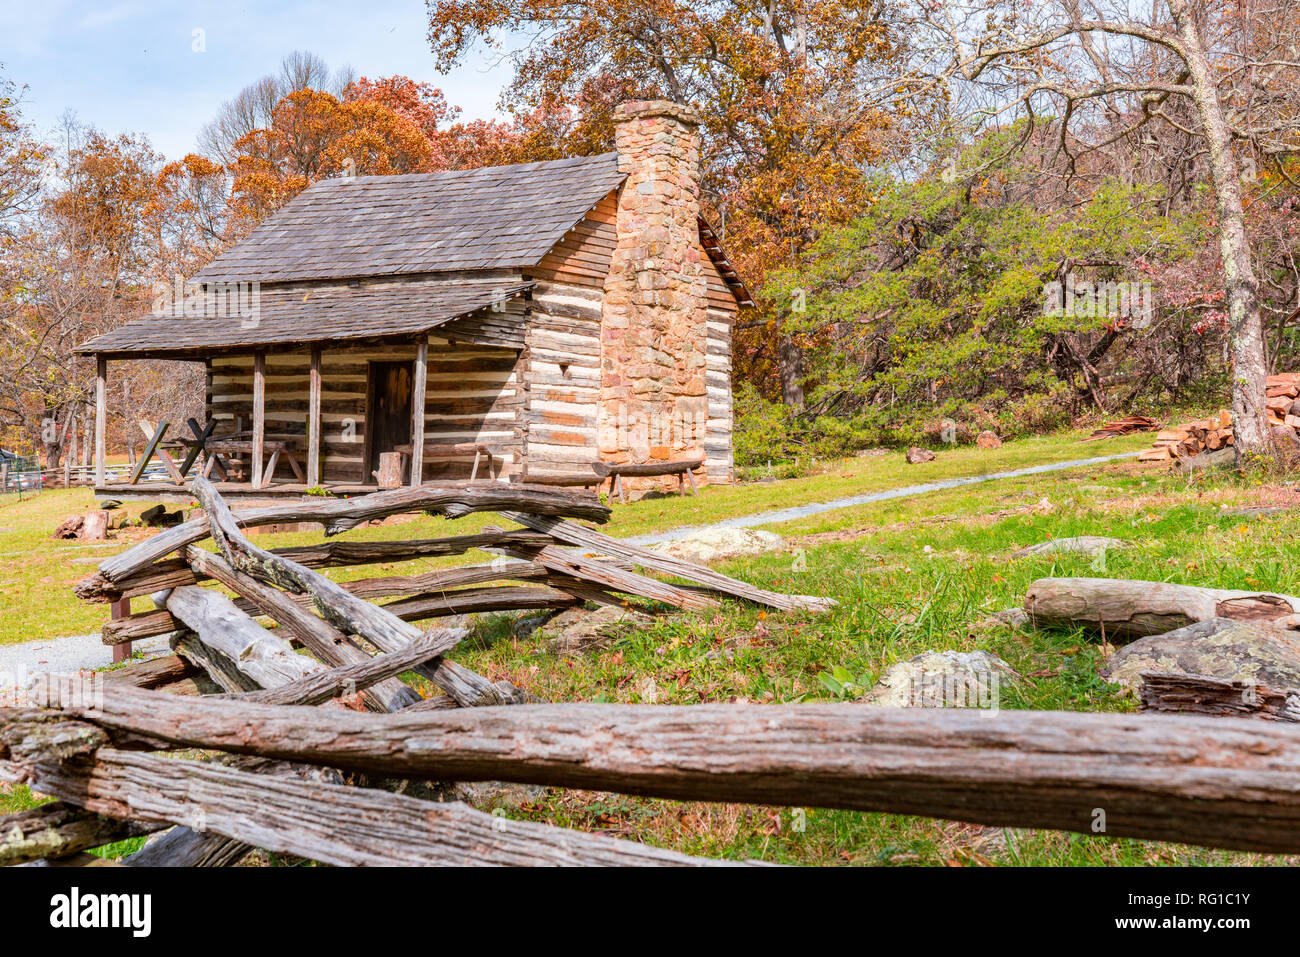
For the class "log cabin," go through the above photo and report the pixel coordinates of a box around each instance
[76,101,752,502]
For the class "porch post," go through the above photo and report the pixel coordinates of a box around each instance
[252,351,265,488]
[410,338,427,486]
[94,355,107,486]
[307,345,322,487]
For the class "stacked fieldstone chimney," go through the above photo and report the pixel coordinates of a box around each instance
[598,100,710,490]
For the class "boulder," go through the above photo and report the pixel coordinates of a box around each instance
[972,607,1030,630]
[1106,618,1300,690]
[976,430,1003,449]
[861,650,1019,708]
[1012,536,1131,558]
[906,447,936,464]
[543,604,652,655]
[647,527,785,564]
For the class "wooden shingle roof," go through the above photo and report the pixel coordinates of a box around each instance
[76,280,534,359]
[196,154,627,284]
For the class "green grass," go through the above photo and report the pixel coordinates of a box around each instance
[0,429,1148,646]
[3,426,1295,865]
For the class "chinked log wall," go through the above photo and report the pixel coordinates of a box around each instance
[523,190,736,482]
[207,335,527,485]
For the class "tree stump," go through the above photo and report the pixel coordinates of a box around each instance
[81,510,110,542]
[373,453,404,489]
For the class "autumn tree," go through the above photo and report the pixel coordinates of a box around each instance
[0,120,169,465]
[425,0,911,407]
[904,0,1300,460]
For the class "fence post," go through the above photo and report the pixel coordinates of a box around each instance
[110,596,132,664]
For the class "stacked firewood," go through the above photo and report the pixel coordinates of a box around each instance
[1137,373,1300,462]
[1137,409,1233,461]
[1084,415,1159,440]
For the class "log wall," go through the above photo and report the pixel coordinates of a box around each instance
[207,339,525,485]
[521,194,613,478]
[522,190,737,483]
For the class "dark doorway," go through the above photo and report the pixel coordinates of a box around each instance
[364,360,414,484]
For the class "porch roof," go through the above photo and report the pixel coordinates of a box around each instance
[75,280,534,360]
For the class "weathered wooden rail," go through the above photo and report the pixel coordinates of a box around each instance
[0,477,840,866]
[7,480,1299,866]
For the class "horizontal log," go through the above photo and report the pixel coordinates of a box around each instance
[50,688,1300,854]
[93,483,610,586]
[7,749,736,867]
[0,802,161,867]
[81,532,556,604]
[1025,577,1300,637]
[379,585,582,621]
[101,654,197,689]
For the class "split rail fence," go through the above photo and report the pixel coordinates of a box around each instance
[1,477,1299,865]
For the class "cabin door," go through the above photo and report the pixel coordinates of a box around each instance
[365,360,414,484]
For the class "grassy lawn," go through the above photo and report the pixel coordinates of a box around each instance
[3,425,1294,865]
[0,428,1149,646]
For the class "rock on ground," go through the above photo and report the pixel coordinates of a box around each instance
[906,447,936,464]
[1106,618,1300,690]
[1011,536,1131,558]
[647,527,785,564]
[861,650,1018,707]
[542,604,652,655]
[976,430,1003,449]
[971,607,1030,630]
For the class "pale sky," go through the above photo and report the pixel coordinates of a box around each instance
[0,0,512,160]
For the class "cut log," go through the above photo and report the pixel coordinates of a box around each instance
[1139,671,1300,722]
[374,452,404,489]
[81,510,110,542]
[157,585,324,689]
[101,654,197,689]
[8,749,738,867]
[41,687,1300,855]
[1024,577,1300,638]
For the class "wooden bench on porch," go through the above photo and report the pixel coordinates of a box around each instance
[391,442,498,486]
[202,436,305,488]
[591,456,704,504]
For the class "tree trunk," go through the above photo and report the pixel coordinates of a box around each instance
[1171,0,1271,459]
[777,333,805,410]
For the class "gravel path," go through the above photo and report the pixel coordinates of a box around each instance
[0,450,1137,681]
[626,451,1138,545]
[0,632,172,689]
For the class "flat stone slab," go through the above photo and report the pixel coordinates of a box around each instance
[1106,618,1300,690]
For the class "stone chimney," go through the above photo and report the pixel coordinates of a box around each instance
[598,100,710,490]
